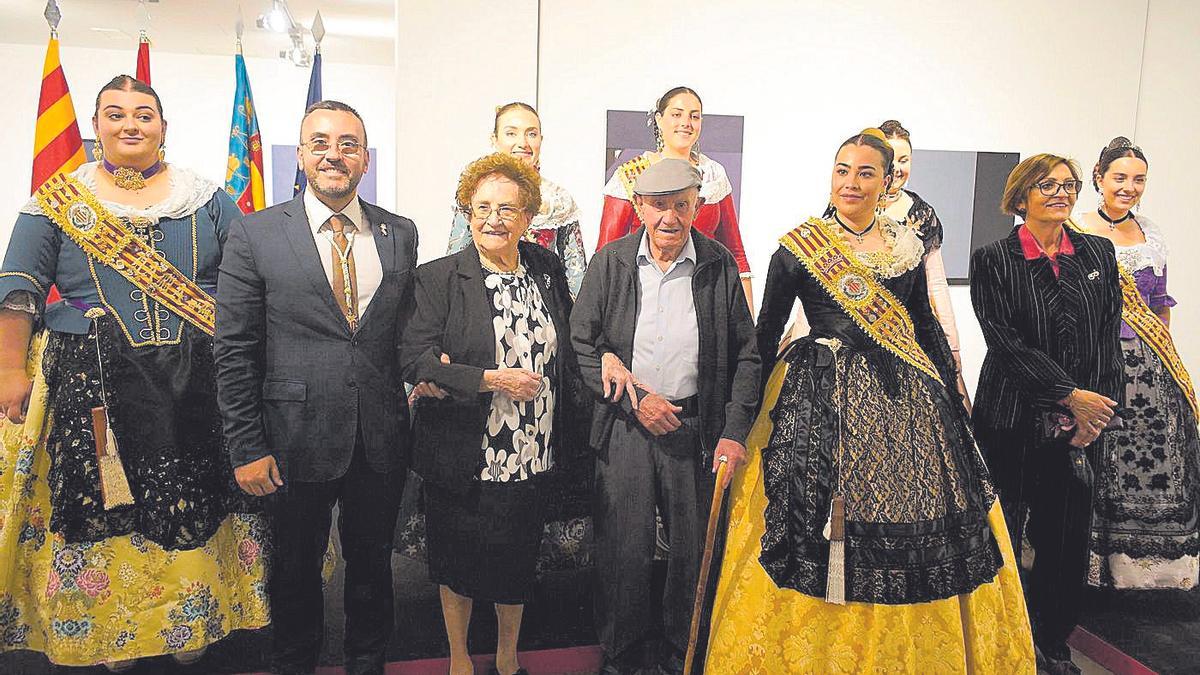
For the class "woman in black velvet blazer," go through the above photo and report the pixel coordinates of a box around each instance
[970,153,1123,672]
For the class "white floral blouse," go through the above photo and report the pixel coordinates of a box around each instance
[479,265,558,482]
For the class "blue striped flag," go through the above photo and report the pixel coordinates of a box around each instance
[293,51,322,196]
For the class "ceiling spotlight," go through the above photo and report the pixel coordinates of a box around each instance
[257,0,295,34]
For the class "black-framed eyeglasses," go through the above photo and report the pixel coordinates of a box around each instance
[301,139,364,157]
[465,204,522,222]
[1033,179,1084,196]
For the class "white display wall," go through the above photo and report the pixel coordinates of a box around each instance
[397,0,1200,393]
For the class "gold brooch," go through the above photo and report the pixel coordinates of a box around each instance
[112,167,148,191]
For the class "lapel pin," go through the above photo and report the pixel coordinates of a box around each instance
[1088,270,1099,280]
[543,273,552,288]
[379,223,389,237]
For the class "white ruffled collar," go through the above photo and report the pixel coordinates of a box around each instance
[829,215,923,279]
[602,152,733,204]
[1114,214,1169,275]
[532,177,580,230]
[21,162,222,224]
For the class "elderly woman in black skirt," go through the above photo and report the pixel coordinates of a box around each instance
[400,153,585,675]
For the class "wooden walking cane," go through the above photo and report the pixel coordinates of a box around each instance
[684,457,730,675]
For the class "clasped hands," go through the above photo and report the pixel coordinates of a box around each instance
[408,353,542,404]
[1061,388,1119,449]
[601,353,743,489]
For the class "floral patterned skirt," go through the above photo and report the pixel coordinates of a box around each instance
[705,354,1035,674]
[0,333,270,666]
[1089,337,1200,589]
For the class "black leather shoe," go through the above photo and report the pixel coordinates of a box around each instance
[1035,644,1081,675]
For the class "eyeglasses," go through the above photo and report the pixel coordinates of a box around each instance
[465,204,523,222]
[1033,179,1084,196]
[301,139,364,157]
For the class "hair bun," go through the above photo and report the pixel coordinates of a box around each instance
[1106,136,1134,151]
[860,127,887,142]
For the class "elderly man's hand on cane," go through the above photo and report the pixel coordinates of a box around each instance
[712,438,747,489]
[685,438,744,674]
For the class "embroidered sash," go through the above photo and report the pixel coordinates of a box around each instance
[1066,220,1197,417]
[616,154,652,225]
[780,217,943,385]
[33,172,216,336]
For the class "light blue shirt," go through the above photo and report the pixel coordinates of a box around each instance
[632,232,699,400]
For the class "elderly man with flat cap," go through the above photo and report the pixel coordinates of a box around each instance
[572,158,761,674]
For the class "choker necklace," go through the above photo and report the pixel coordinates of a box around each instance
[834,212,875,244]
[1097,207,1133,230]
[102,159,165,191]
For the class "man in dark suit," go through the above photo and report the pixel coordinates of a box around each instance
[571,159,760,675]
[215,100,417,675]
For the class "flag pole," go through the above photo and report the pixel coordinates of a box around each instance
[293,11,325,196]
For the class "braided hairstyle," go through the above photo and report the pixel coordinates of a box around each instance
[1093,136,1148,190]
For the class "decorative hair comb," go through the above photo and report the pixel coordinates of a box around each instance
[860,127,888,142]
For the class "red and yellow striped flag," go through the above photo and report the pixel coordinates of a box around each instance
[31,36,85,195]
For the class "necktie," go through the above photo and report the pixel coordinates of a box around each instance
[324,214,358,329]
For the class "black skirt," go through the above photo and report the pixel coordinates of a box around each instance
[42,316,255,551]
[759,337,1002,604]
[424,476,546,604]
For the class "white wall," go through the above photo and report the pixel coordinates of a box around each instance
[0,42,396,251]
[1135,0,1200,368]
[396,0,1200,396]
[395,0,538,263]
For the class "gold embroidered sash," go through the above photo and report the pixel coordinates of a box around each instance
[1066,220,1197,417]
[780,217,943,385]
[616,154,652,225]
[34,172,216,336]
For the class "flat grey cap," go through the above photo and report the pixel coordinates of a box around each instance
[633,158,701,196]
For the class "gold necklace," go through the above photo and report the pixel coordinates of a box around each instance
[111,167,148,191]
[102,159,165,191]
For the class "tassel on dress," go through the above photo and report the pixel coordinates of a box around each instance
[825,495,846,605]
[84,307,134,510]
[91,406,134,509]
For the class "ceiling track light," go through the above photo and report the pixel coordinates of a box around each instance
[256,0,297,34]
[255,0,313,67]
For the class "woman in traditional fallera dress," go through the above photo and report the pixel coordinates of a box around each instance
[781,119,972,410]
[877,119,972,408]
[704,130,1034,674]
[596,85,754,308]
[1075,137,1200,590]
[0,76,268,670]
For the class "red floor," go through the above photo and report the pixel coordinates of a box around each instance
[238,644,603,675]
[236,631,1157,675]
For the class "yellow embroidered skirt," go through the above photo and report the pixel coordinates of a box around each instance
[0,334,270,666]
[705,358,1035,674]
